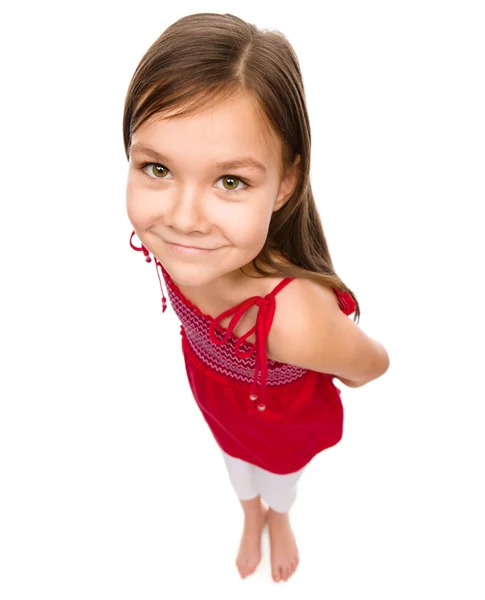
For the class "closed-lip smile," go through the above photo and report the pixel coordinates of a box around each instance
[168,241,213,250]
[165,240,218,253]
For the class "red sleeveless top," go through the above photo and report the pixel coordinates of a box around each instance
[131,235,357,474]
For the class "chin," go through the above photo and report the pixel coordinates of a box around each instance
[163,262,216,287]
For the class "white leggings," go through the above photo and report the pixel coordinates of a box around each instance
[221,450,305,513]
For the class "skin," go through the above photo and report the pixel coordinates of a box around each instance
[126,91,300,307]
[126,90,301,582]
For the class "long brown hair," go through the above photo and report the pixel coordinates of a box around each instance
[123,12,360,322]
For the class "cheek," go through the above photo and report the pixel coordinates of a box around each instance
[229,207,272,249]
[125,182,154,228]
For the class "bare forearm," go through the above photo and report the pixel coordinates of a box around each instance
[334,341,390,388]
[334,375,363,388]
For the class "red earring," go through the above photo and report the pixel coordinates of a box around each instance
[130,231,152,262]
[129,231,167,313]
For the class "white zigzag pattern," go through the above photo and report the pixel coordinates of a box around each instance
[164,275,308,387]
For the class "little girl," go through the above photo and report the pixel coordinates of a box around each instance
[124,12,389,583]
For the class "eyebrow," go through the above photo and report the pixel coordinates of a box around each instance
[130,143,268,174]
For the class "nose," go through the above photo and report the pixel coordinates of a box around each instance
[166,184,206,232]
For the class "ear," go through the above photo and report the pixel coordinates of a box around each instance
[273,154,301,212]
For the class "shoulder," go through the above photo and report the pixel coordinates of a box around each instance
[272,276,340,318]
[268,277,387,383]
[267,277,341,362]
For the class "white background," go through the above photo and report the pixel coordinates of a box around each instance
[1,0,484,598]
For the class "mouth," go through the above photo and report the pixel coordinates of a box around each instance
[165,241,217,255]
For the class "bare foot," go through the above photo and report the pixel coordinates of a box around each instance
[267,509,299,582]
[236,502,268,578]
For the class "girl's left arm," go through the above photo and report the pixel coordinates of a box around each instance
[269,279,390,387]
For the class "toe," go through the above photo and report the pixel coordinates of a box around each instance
[246,559,257,574]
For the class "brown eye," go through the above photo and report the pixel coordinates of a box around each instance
[150,164,169,178]
[217,175,248,194]
[222,176,239,190]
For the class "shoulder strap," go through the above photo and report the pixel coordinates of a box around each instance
[269,276,356,316]
[268,277,295,298]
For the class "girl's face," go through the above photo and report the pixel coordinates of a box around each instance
[126,92,299,289]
